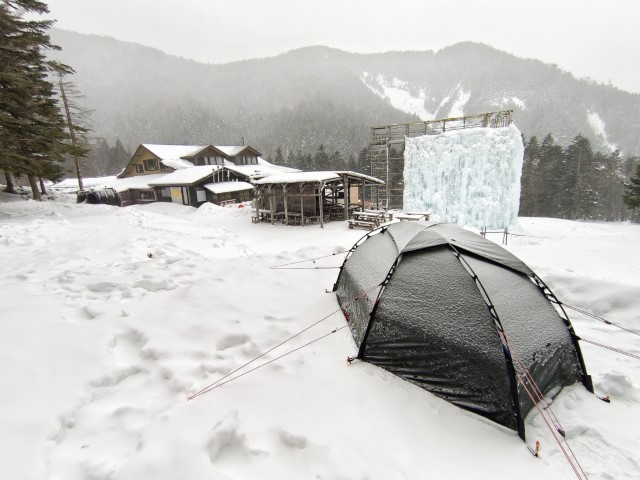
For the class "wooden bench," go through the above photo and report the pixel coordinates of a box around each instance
[348,219,377,230]
[396,214,423,222]
[405,212,431,221]
[285,212,302,225]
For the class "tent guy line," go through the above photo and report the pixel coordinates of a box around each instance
[514,366,588,479]
[269,251,348,269]
[561,303,640,338]
[578,338,640,360]
[502,333,590,479]
[188,324,349,399]
[187,282,381,401]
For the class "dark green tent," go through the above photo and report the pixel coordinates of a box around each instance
[334,222,592,439]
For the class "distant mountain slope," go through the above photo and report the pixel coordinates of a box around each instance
[48,29,640,161]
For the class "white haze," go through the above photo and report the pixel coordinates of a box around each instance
[43,0,640,93]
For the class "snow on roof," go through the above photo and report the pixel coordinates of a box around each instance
[254,170,385,185]
[142,144,209,160]
[225,163,299,179]
[254,171,340,184]
[334,170,385,185]
[99,174,166,192]
[203,181,254,194]
[256,157,299,172]
[215,146,247,157]
[52,176,118,192]
[161,158,195,170]
[147,166,223,186]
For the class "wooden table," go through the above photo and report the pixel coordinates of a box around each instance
[348,211,385,230]
[363,209,394,222]
[405,212,431,221]
[396,213,423,222]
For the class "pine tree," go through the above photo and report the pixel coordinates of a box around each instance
[0,0,73,199]
[537,135,565,217]
[106,139,130,174]
[286,150,296,169]
[520,136,541,216]
[623,163,640,210]
[274,146,284,166]
[563,135,597,219]
[328,150,344,170]
[57,74,92,189]
[355,147,369,174]
[595,150,624,221]
[83,138,111,177]
[314,144,329,170]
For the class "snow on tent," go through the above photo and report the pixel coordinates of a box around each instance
[333,222,593,439]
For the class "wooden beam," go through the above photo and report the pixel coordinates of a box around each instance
[319,181,325,229]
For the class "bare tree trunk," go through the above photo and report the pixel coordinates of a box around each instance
[39,177,47,195]
[27,174,41,201]
[3,171,17,194]
[59,78,84,190]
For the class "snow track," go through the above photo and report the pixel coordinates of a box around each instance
[1,193,638,479]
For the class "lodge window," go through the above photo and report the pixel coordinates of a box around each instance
[138,190,155,200]
[196,156,205,166]
[135,164,144,174]
[143,159,158,171]
[160,162,171,171]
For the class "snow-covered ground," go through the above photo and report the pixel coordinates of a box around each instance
[1,191,638,480]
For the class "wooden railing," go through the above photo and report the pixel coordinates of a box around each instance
[370,110,513,146]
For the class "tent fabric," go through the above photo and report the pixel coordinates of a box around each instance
[334,222,590,439]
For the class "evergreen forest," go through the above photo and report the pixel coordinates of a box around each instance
[520,135,640,222]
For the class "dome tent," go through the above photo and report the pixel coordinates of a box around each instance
[333,222,593,439]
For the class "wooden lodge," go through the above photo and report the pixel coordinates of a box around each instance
[253,171,385,228]
[97,144,389,228]
[113,144,297,207]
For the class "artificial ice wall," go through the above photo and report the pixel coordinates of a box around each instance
[403,124,524,228]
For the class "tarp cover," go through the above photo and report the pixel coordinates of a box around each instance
[334,222,589,438]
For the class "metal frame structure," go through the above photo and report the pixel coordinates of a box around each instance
[367,110,513,209]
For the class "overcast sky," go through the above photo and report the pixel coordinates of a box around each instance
[44,0,640,93]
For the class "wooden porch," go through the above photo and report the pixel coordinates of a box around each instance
[252,171,385,228]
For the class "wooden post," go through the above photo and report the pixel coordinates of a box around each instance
[319,181,325,229]
[300,183,304,226]
[343,174,350,220]
[269,186,275,224]
[254,186,260,221]
[284,184,289,225]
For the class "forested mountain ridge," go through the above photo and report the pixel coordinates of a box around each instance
[48,29,640,165]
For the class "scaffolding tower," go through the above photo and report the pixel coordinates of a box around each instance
[368,110,513,209]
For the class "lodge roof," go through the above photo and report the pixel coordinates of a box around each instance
[253,170,385,185]
[147,165,225,186]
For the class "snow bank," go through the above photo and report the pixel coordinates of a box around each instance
[403,124,524,228]
[0,192,638,480]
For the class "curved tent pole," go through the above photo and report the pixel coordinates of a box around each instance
[530,274,594,393]
[332,225,389,292]
[447,244,526,440]
[357,253,402,359]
